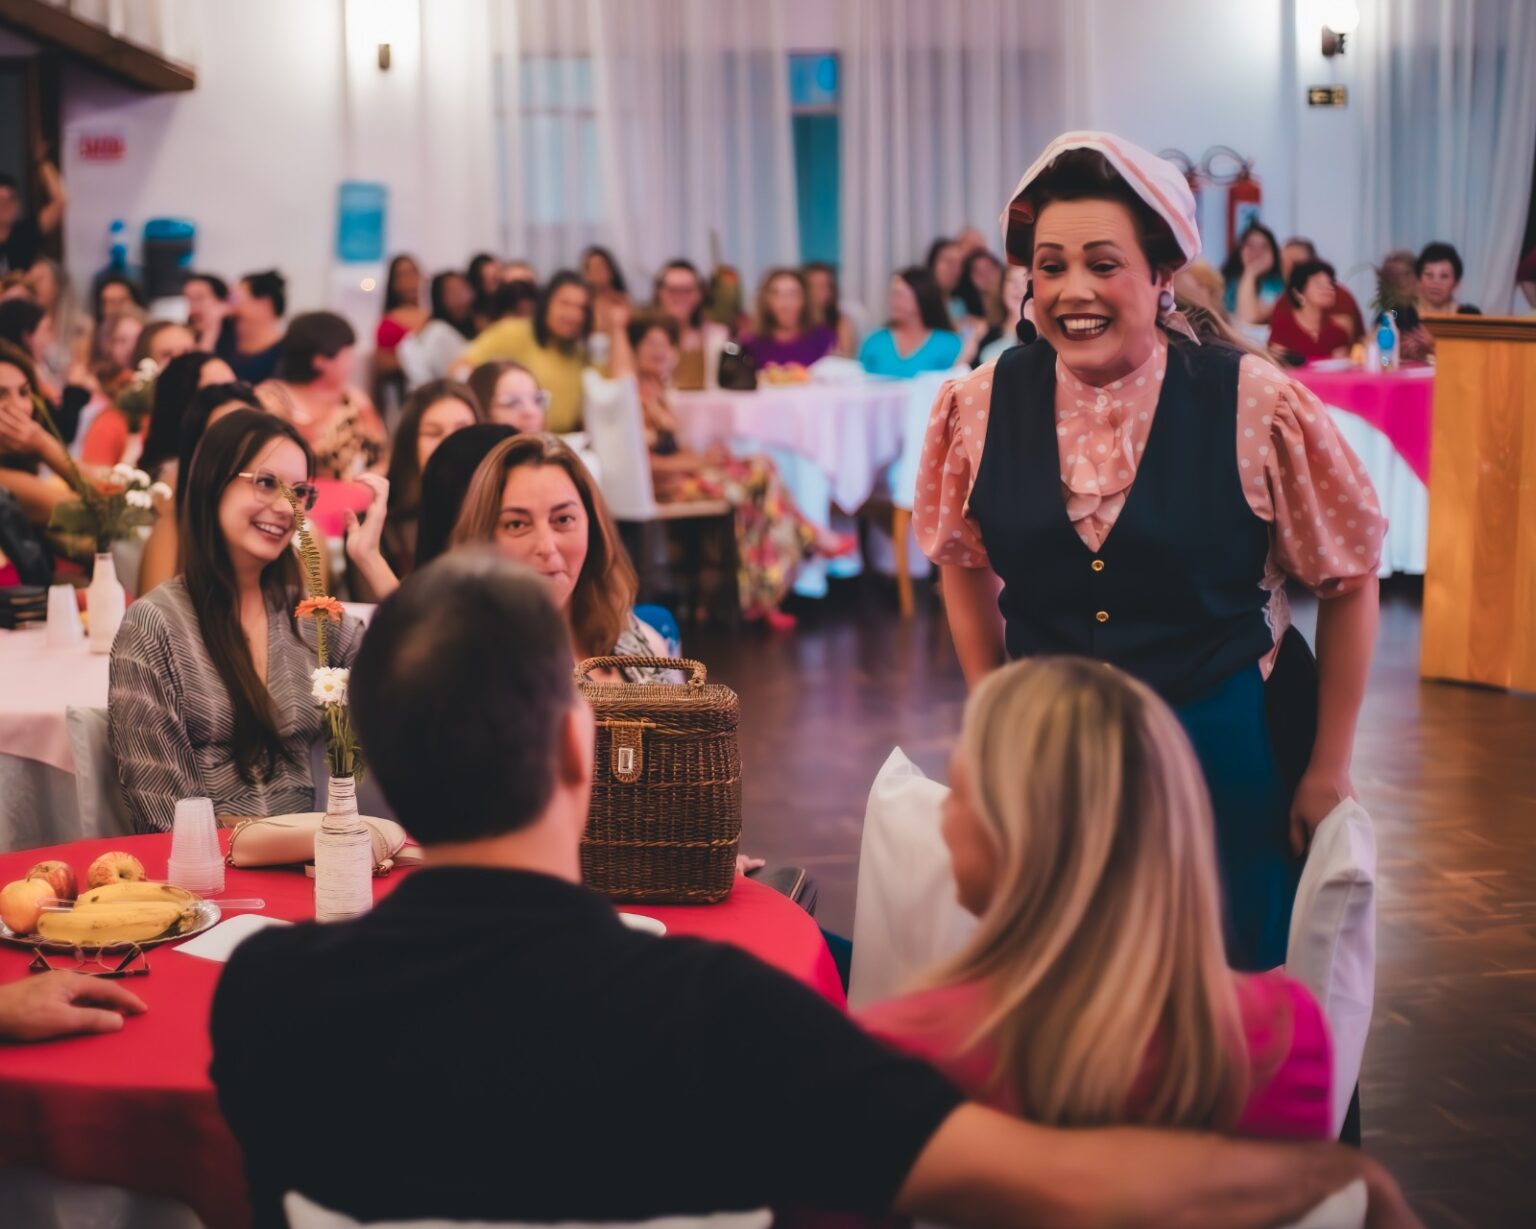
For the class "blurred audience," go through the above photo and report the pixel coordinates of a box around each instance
[378,379,484,577]
[1222,223,1285,338]
[216,270,288,385]
[259,311,386,479]
[182,271,231,352]
[1270,238,1364,345]
[0,164,66,274]
[977,264,1031,366]
[804,261,858,357]
[1268,260,1351,362]
[926,238,966,323]
[399,271,479,387]
[93,273,145,323]
[1416,242,1478,316]
[859,267,962,378]
[651,259,728,390]
[740,268,837,369]
[23,257,88,388]
[138,349,238,482]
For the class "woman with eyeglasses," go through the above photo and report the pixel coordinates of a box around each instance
[109,409,365,833]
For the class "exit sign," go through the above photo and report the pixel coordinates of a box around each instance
[78,132,125,162]
[1308,86,1349,107]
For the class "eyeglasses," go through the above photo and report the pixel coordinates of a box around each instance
[235,470,319,511]
[494,391,551,411]
[29,944,150,978]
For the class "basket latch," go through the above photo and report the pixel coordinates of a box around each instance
[599,719,655,783]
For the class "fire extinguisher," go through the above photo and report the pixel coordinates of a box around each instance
[1225,166,1263,248]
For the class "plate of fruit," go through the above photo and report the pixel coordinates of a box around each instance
[0,853,220,950]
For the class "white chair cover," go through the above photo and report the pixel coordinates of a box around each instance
[285,1192,771,1229]
[64,705,135,840]
[888,369,961,512]
[581,370,658,520]
[1285,797,1378,1137]
[847,748,975,1010]
[1279,1179,1368,1229]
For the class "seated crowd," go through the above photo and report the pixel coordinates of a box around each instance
[0,218,1429,1224]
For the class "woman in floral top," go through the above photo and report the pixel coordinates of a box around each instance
[918,132,1385,976]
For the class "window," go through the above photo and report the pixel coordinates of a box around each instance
[505,55,603,228]
[789,53,839,266]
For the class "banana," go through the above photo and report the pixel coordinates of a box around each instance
[76,882,198,909]
[36,901,188,946]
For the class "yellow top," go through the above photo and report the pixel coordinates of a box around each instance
[460,317,587,432]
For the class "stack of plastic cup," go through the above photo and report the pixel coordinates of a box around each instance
[166,797,225,894]
[45,585,84,649]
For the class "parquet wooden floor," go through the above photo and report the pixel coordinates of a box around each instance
[688,578,1536,1228]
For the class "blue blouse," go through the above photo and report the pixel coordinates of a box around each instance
[858,329,963,379]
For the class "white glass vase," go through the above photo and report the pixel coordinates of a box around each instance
[87,552,126,654]
[314,775,373,921]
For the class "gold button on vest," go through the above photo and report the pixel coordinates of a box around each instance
[1091,559,1105,572]
[1095,610,1109,623]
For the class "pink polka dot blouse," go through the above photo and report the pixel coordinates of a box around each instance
[915,339,1386,653]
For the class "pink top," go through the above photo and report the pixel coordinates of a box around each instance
[915,340,1388,663]
[860,971,1331,1139]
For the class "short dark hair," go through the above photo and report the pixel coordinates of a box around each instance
[0,172,17,193]
[241,270,287,319]
[1415,241,1463,282]
[533,270,592,350]
[0,298,44,350]
[279,310,355,382]
[894,266,955,333]
[1287,258,1337,305]
[492,277,540,321]
[626,309,679,351]
[94,273,146,316]
[1281,237,1318,259]
[350,550,578,843]
[183,271,230,301]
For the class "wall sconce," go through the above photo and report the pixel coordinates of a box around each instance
[377,43,391,71]
[1322,1,1361,57]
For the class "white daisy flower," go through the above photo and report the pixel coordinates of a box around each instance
[149,481,173,501]
[125,489,154,510]
[311,667,349,705]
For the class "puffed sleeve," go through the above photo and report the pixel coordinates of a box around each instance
[108,601,203,833]
[913,365,994,569]
[1235,357,1386,597]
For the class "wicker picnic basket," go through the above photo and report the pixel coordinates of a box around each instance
[575,655,742,903]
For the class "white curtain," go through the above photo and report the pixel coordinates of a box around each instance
[494,0,799,292]
[1358,0,1536,314]
[838,0,1067,316]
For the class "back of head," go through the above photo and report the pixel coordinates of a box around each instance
[492,278,540,322]
[0,297,43,348]
[184,271,230,301]
[413,421,519,570]
[278,311,355,382]
[242,270,287,319]
[176,382,262,506]
[141,350,219,476]
[385,378,483,517]
[350,549,577,842]
[939,656,1244,1130]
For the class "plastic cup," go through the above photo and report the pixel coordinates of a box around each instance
[45,585,84,649]
[166,797,224,894]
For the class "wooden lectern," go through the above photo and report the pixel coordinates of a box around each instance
[1420,316,1536,691]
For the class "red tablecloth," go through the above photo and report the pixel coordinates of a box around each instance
[308,478,374,540]
[0,834,843,1228]
[1290,364,1435,483]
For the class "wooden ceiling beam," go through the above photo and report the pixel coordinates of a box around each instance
[0,0,195,93]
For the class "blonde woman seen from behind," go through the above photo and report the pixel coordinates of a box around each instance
[861,657,1332,1139]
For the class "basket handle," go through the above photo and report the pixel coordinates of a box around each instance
[575,656,707,689]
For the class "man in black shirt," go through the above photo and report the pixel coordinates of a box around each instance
[210,551,1415,1229]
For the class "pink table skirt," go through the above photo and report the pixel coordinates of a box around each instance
[1291,365,1434,484]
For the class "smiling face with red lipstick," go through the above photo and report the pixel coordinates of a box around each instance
[1031,196,1174,387]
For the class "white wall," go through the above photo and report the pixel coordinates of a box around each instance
[57,0,498,326]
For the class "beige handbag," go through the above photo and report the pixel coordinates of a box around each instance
[226,813,424,874]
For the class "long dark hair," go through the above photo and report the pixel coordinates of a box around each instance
[179,409,314,784]
[430,271,476,340]
[893,266,955,333]
[384,380,483,571]
[1220,223,1283,288]
[139,350,223,477]
[957,249,1003,322]
[383,255,420,314]
[532,271,592,351]
[804,261,842,329]
[175,382,262,507]
[580,245,628,296]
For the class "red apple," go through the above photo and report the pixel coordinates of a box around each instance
[86,852,147,890]
[0,878,56,935]
[27,859,77,904]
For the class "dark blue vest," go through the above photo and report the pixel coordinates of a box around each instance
[970,339,1273,705]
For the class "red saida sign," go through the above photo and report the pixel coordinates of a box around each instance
[77,133,125,162]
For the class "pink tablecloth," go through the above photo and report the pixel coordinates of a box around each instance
[0,834,844,1229]
[1290,365,1434,484]
[0,629,108,773]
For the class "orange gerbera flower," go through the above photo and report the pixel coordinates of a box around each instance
[295,596,346,621]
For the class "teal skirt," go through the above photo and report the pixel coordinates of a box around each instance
[1175,658,1309,972]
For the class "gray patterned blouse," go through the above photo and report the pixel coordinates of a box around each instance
[108,578,365,833]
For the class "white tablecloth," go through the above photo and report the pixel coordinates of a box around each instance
[1323,406,1428,576]
[671,381,910,512]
